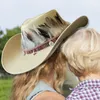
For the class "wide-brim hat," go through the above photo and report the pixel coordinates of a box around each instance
[1,10,88,75]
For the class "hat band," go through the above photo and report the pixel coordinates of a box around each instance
[23,35,59,55]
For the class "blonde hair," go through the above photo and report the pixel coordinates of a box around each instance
[11,50,67,100]
[62,28,100,77]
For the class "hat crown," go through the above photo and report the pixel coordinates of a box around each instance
[21,10,69,54]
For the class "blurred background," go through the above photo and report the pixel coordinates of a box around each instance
[0,0,100,100]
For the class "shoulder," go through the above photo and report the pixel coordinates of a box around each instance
[34,91,65,100]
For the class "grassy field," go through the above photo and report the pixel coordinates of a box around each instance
[0,78,12,100]
[0,78,71,100]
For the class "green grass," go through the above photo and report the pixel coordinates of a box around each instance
[0,78,12,100]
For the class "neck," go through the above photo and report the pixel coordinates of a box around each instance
[79,73,100,81]
[41,78,54,87]
[40,71,54,87]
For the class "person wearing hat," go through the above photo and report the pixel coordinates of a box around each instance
[62,28,100,100]
[1,10,88,100]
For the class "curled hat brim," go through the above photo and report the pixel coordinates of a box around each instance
[1,16,88,75]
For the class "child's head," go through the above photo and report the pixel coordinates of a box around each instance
[62,28,100,78]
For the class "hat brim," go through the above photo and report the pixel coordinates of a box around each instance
[1,16,88,75]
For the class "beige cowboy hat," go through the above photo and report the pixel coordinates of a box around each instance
[1,10,88,75]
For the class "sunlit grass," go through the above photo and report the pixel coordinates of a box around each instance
[0,78,12,100]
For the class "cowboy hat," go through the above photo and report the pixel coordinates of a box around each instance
[1,10,88,74]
